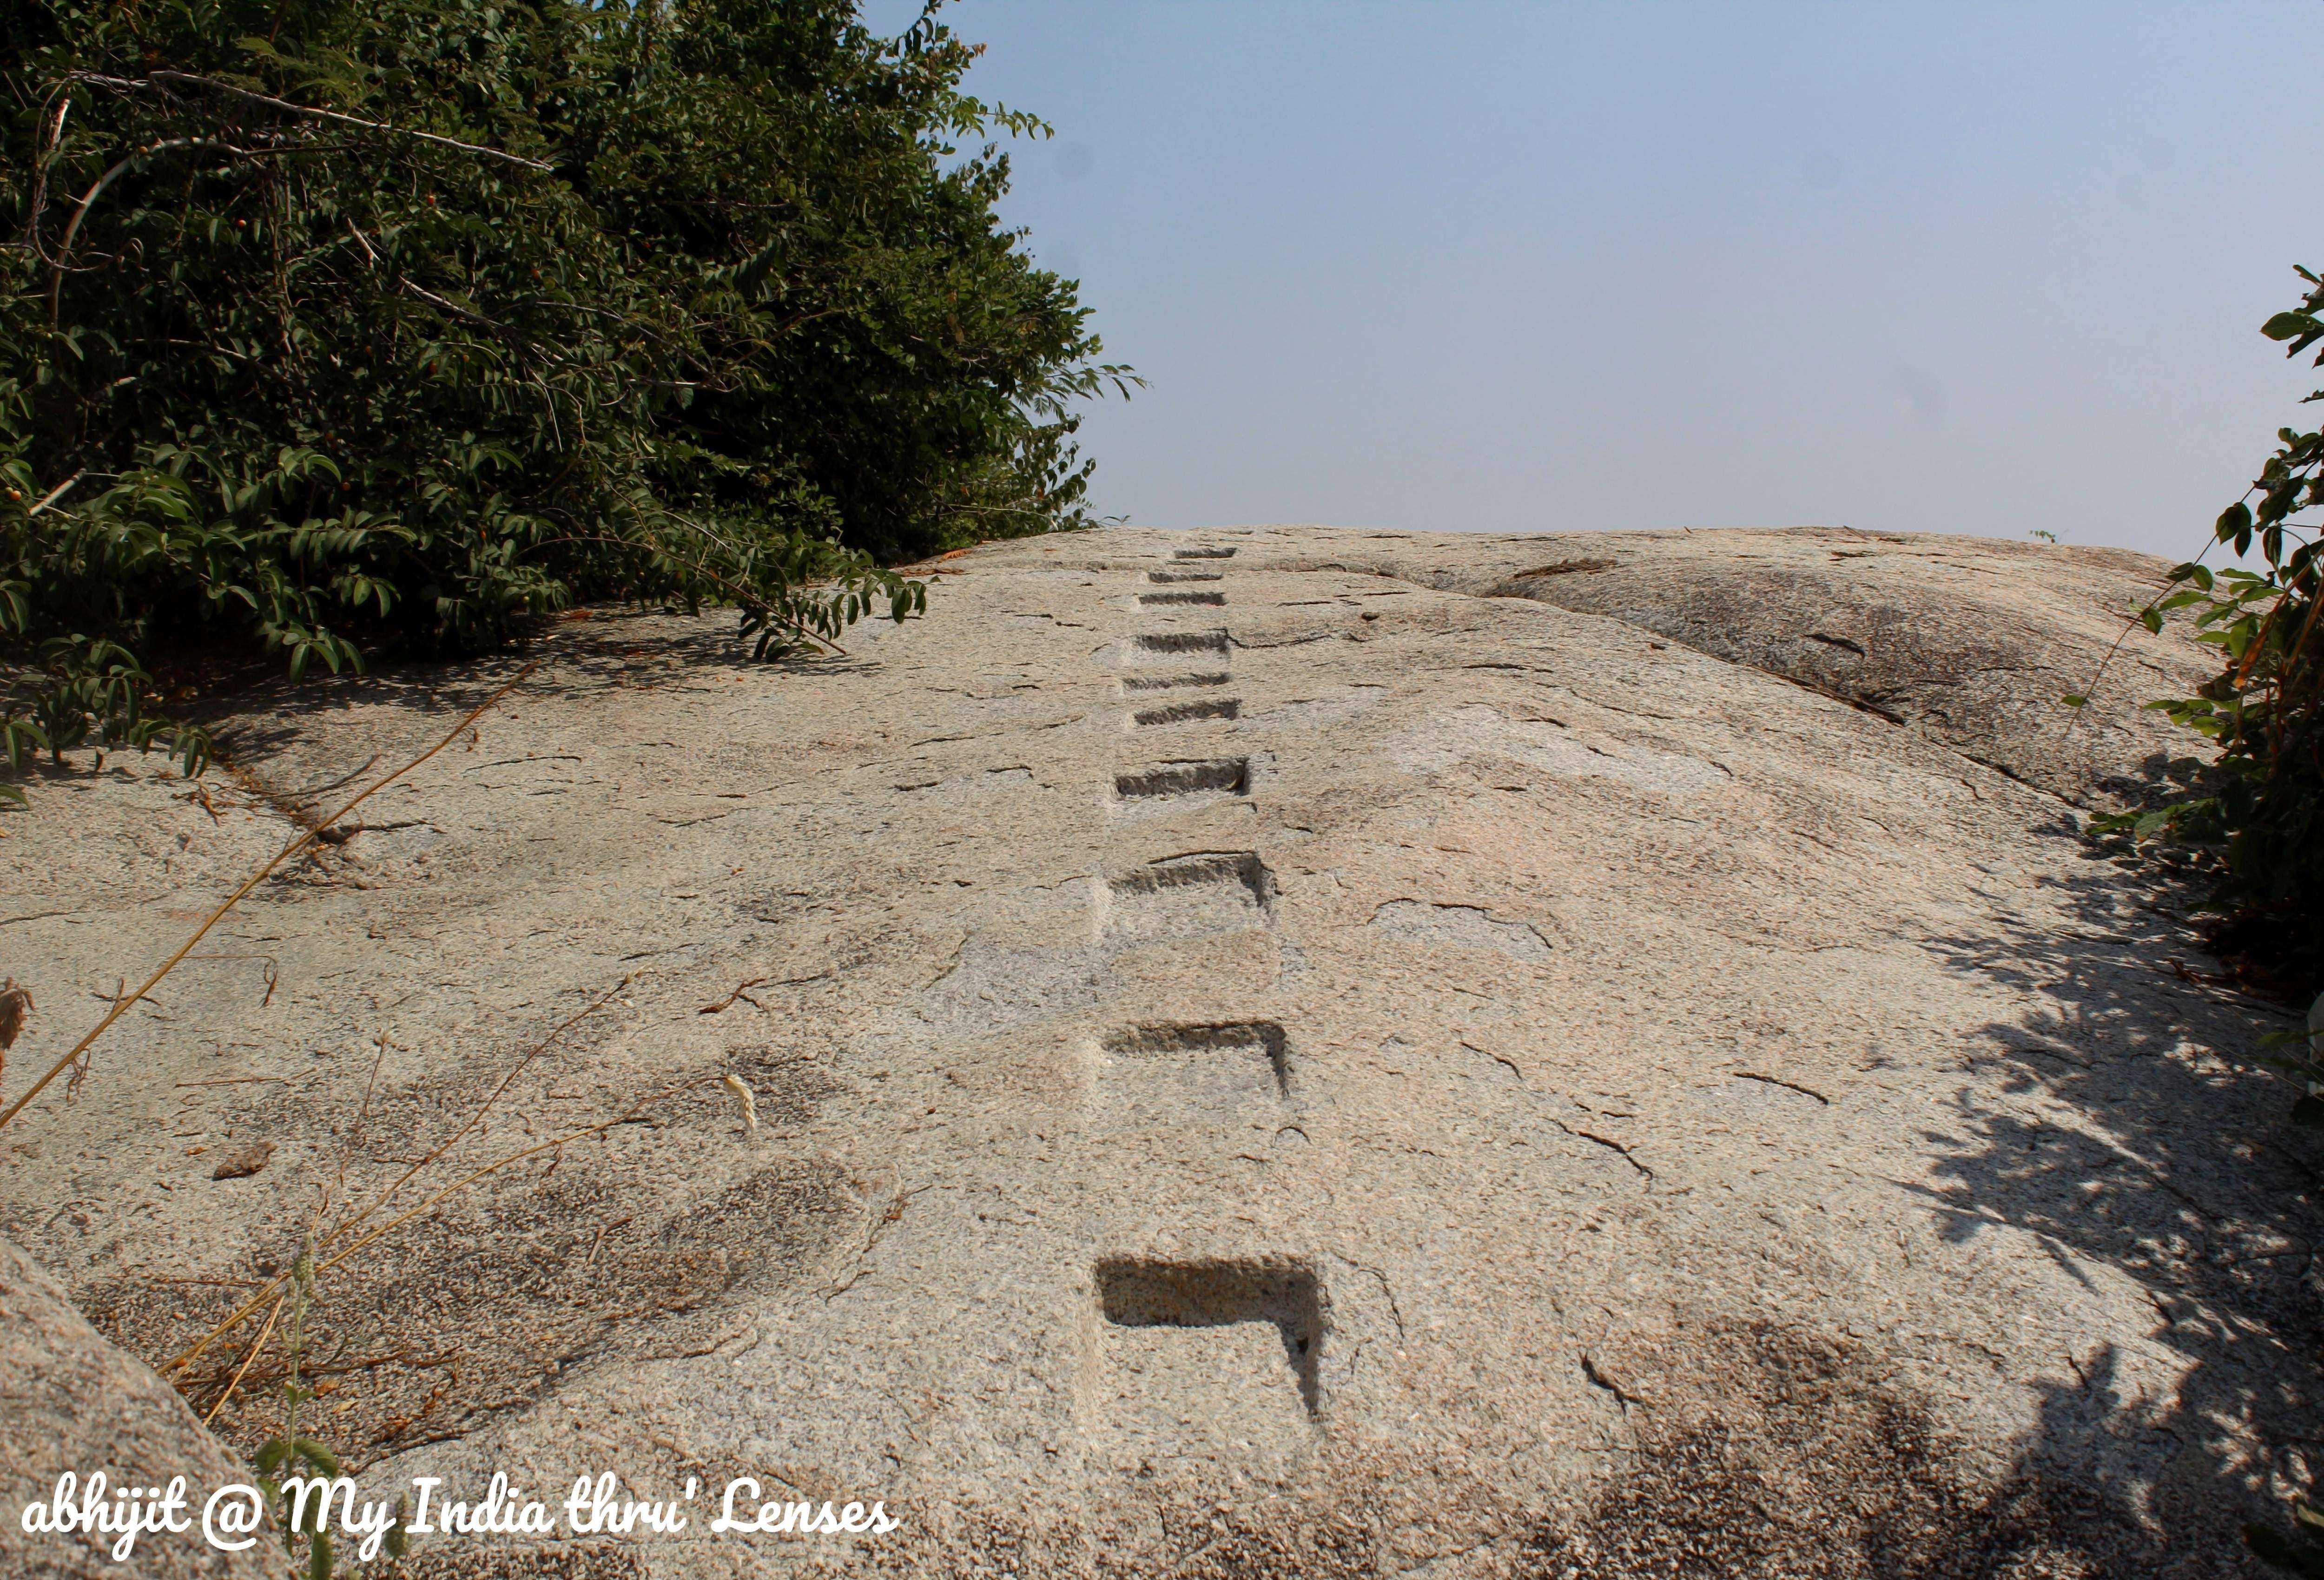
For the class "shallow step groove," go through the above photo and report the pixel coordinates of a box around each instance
[1129,630,1230,657]
[1096,1258,1322,1415]
[1102,1020,1290,1094]
[1120,672,1232,692]
[1132,697,1241,727]
[1106,849,1274,904]
[1115,758,1249,800]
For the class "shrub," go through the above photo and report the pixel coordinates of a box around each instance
[2094,268,2324,980]
[2092,270,2324,1572]
[0,0,1128,795]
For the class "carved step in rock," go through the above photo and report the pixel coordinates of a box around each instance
[1100,850,1275,941]
[1085,1257,1325,1473]
[1130,697,1242,728]
[1119,670,1231,692]
[1113,758,1249,802]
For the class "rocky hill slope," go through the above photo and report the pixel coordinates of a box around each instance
[0,526,2312,1578]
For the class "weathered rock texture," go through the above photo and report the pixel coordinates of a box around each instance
[0,526,2313,1578]
[1250,525,2214,808]
[0,1235,274,1578]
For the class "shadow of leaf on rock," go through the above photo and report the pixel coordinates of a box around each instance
[1910,858,2324,1570]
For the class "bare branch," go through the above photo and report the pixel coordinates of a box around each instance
[27,471,82,516]
[48,138,254,323]
[71,70,552,171]
[401,276,496,326]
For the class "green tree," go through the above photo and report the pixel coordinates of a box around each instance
[0,0,1128,795]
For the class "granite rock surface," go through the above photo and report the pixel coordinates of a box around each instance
[0,1235,275,1578]
[0,525,2311,1578]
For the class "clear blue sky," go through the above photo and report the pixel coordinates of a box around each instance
[873,2,2324,557]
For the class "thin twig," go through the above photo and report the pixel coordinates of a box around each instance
[343,217,379,268]
[2062,543,2218,741]
[158,1065,716,1378]
[0,662,539,1133]
[319,1036,392,1241]
[160,977,636,1378]
[317,977,630,1247]
[316,1082,706,1279]
[71,71,552,171]
[48,139,253,323]
[401,277,496,326]
[202,1293,283,1426]
[26,471,81,515]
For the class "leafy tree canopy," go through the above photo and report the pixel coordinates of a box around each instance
[0,0,1129,792]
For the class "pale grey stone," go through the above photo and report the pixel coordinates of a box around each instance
[0,525,2309,1577]
[0,1237,273,1578]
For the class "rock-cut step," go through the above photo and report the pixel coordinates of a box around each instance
[1127,631,1230,660]
[1130,697,1241,728]
[1114,758,1250,801]
[1100,1020,1291,1098]
[1121,671,1231,692]
[1099,850,1275,941]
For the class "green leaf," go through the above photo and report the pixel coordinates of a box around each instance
[2140,607,2165,633]
[2262,311,2320,342]
[2219,502,2253,542]
[2246,1524,2297,1567]
[2245,1521,2324,1578]
[2060,694,2088,708]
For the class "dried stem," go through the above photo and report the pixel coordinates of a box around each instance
[202,1293,284,1427]
[0,661,540,1133]
[159,1061,716,1380]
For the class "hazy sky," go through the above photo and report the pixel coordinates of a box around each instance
[874,2,2324,557]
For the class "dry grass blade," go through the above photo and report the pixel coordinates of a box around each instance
[723,1073,758,1133]
[158,1060,720,1380]
[157,974,638,1380]
[202,1293,284,1427]
[316,975,634,1251]
[313,1071,717,1281]
[0,661,539,1134]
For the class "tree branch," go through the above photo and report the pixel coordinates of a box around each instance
[49,138,255,323]
[69,71,553,171]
